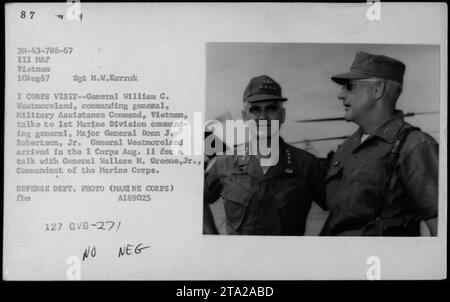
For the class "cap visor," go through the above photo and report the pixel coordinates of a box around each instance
[331,71,371,85]
[245,94,287,103]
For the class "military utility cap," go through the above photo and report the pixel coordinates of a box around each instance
[331,51,406,86]
[243,75,287,103]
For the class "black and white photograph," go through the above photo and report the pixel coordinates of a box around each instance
[203,43,440,237]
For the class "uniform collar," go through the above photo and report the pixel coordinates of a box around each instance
[261,138,297,181]
[233,138,296,180]
[372,110,405,143]
[353,110,405,144]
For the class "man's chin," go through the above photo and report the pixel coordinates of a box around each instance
[257,128,278,139]
[343,112,353,122]
[250,127,280,140]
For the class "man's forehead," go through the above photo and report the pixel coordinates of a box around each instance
[347,77,381,84]
[245,100,283,108]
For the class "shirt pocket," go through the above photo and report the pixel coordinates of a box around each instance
[274,181,304,207]
[274,181,310,234]
[221,177,253,231]
[351,164,385,191]
[273,173,303,200]
[349,164,386,216]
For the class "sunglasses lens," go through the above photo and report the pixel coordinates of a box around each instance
[344,82,353,91]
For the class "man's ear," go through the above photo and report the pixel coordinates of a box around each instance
[241,110,247,121]
[281,107,286,125]
[373,80,385,100]
[242,101,249,121]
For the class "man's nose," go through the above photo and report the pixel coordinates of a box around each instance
[257,109,269,120]
[338,88,346,101]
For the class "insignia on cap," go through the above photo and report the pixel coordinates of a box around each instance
[243,75,287,102]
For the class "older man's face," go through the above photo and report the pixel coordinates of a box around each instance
[242,100,285,138]
[338,79,378,123]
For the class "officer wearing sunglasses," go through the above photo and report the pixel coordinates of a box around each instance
[320,51,439,236]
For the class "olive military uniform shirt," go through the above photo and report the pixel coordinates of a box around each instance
[204,138,327,235]
[320,111,439,236]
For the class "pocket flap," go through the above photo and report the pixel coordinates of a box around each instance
[275,184,302,207]
[220,181,252,206]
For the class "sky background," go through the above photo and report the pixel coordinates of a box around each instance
[206,43,440,157]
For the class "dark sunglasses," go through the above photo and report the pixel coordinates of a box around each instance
[343,79,378,91]
[343,82,354,91]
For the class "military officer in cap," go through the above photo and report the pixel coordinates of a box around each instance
[203,75,327,235]
[320,51,439,236]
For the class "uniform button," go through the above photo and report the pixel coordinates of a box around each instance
[352,154,358,159]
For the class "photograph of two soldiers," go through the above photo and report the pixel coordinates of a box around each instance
[203,43,440,237]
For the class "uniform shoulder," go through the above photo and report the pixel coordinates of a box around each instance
[401,125,438,156]
[405,127,437,143]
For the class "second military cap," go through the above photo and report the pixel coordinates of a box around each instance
[243,75,287,103]
[331,51,406,86]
